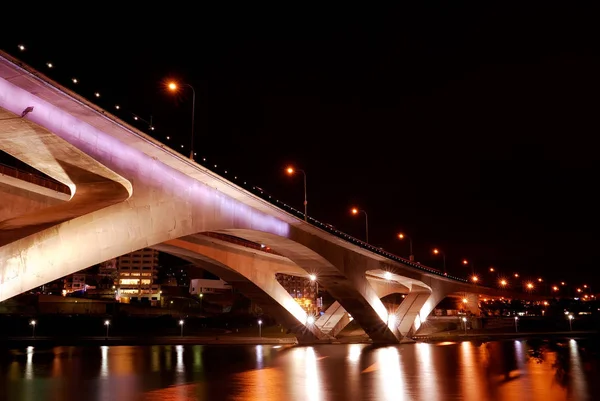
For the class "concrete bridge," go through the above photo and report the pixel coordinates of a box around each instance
[0,51,544,343]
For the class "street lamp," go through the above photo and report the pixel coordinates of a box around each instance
[258,319,263,337]
[397,233,414,261]
[199,293,203,309]
[514,316,519,332]
[286,166,308,221]
[432,248,446,274]
[309,274,319,299]
[526,282,534,291]
[499,279,508,288]
[167,81,197,160]
[179,319,184,337]
[306,315,315,325]
[30,320,36,338]
[568,314,574,331]
[104,320,110,339]
[351,208,369,243]
[462,316,467,334]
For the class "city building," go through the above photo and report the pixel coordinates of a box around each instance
[63,273,95,294]
[116,248,161,305]
[189,278,232,295]
[275,274,322,315]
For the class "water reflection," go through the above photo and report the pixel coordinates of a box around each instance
[375,346,407,400]
[0,339,598,401]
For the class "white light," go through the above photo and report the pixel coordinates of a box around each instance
[166,136,170,140]
[388,314,396,328]
[150,126,155,130]
[462,317,467,322]
[181,145,184,148]
[384,272,392,280]
[30,320,36,326]
[307,316,315,324]
[115,105,120,110]
[133,116,138,120]
[258,319,262,325]
[18,44,25,51]
[46,62,53,68]
[95,92,100,98]
[309,274,317,281]
[104,320,110,325]
[72,78,78,84]
[179,320,184,325]
[194,153,197,156]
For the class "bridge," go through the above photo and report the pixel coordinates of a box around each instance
[0,50,545,343]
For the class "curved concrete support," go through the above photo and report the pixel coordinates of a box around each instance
[154,237,331,343]
[315,301,350,338]
[0,107,132,246]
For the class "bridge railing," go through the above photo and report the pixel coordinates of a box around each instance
[194,158,468,283]
[0,162,71,195]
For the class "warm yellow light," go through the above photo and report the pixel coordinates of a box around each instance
[433,248,439,254]
[168,82,178,91]
[463,259,468,265]
[537,278,543,282]
[309,274,316,281]
[583,284,588,288]
[351,208,359,215]
[471,275,478,282]
[577,288,582,293]
[462,298,468,304]
[514,273,519,278]
[561,281,566,285]
[489,267,495,272]
[526,282,534,290]
[552,286,558,291]
[286,167,294,174]
[500,279,507,286]
[398,233,404,239]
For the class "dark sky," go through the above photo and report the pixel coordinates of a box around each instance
[1,3,599,287]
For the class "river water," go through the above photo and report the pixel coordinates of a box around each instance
[0,339,598,401]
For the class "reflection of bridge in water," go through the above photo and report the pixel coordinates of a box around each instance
[0,50,547,343]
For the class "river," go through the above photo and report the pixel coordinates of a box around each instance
[1,339,598,400]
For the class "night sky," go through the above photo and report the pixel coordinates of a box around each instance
[1,4,599,287]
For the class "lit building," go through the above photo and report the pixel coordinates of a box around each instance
[116,248,161,305]
[63,273,94,294]
[98,258,117,277]
[190,278,232,294]
[275,274,321,315]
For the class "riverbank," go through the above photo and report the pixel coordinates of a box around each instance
[412,329,598,342]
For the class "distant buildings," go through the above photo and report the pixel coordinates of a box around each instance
[115,248,161,305]
[189,278,232,295]
[276,274,322,315]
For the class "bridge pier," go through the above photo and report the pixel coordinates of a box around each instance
[155,237,332,343]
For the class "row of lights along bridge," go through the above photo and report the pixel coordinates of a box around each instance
[10,45,592,298]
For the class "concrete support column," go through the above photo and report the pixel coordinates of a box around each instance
[392,290,432,336]
[315,301,350,338]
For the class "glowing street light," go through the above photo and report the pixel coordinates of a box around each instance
[285,166,308,221]
[306,315,315,325]
[384,271,393,280]
[552,286,559,292]
[471,275,479,283]
[258,319,263,337]
[526,282,534,291]
[432,248,446,274]
[30,320,36,338]
[514,316,519,332]
[514,273,519,278]
[568,314,574,331]
[179,319,184,337]
[489,267,495,272]
[351,208,369,243]
[462,316,468,334]
[537,278,543,283]
[499,279,508,288]
[104,320,110,339]
[167,80,197,160]
[397,233,414,261]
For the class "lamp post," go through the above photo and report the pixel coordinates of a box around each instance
[30,320,36,338]
[286,167,308,221]
[351,208,369,243]
[568,315,573,331]
[514,316,519,332]
[104,320,110,339]
[433,248,446,275]
[397,233,414,261]
[199,293,203,309]
[462,317,467,334]
[179,320,185,337]
[309,274,318,302]
[258,319,262,338]
[167,81,197,160]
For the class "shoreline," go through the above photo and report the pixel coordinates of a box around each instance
[1,330,597,347]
